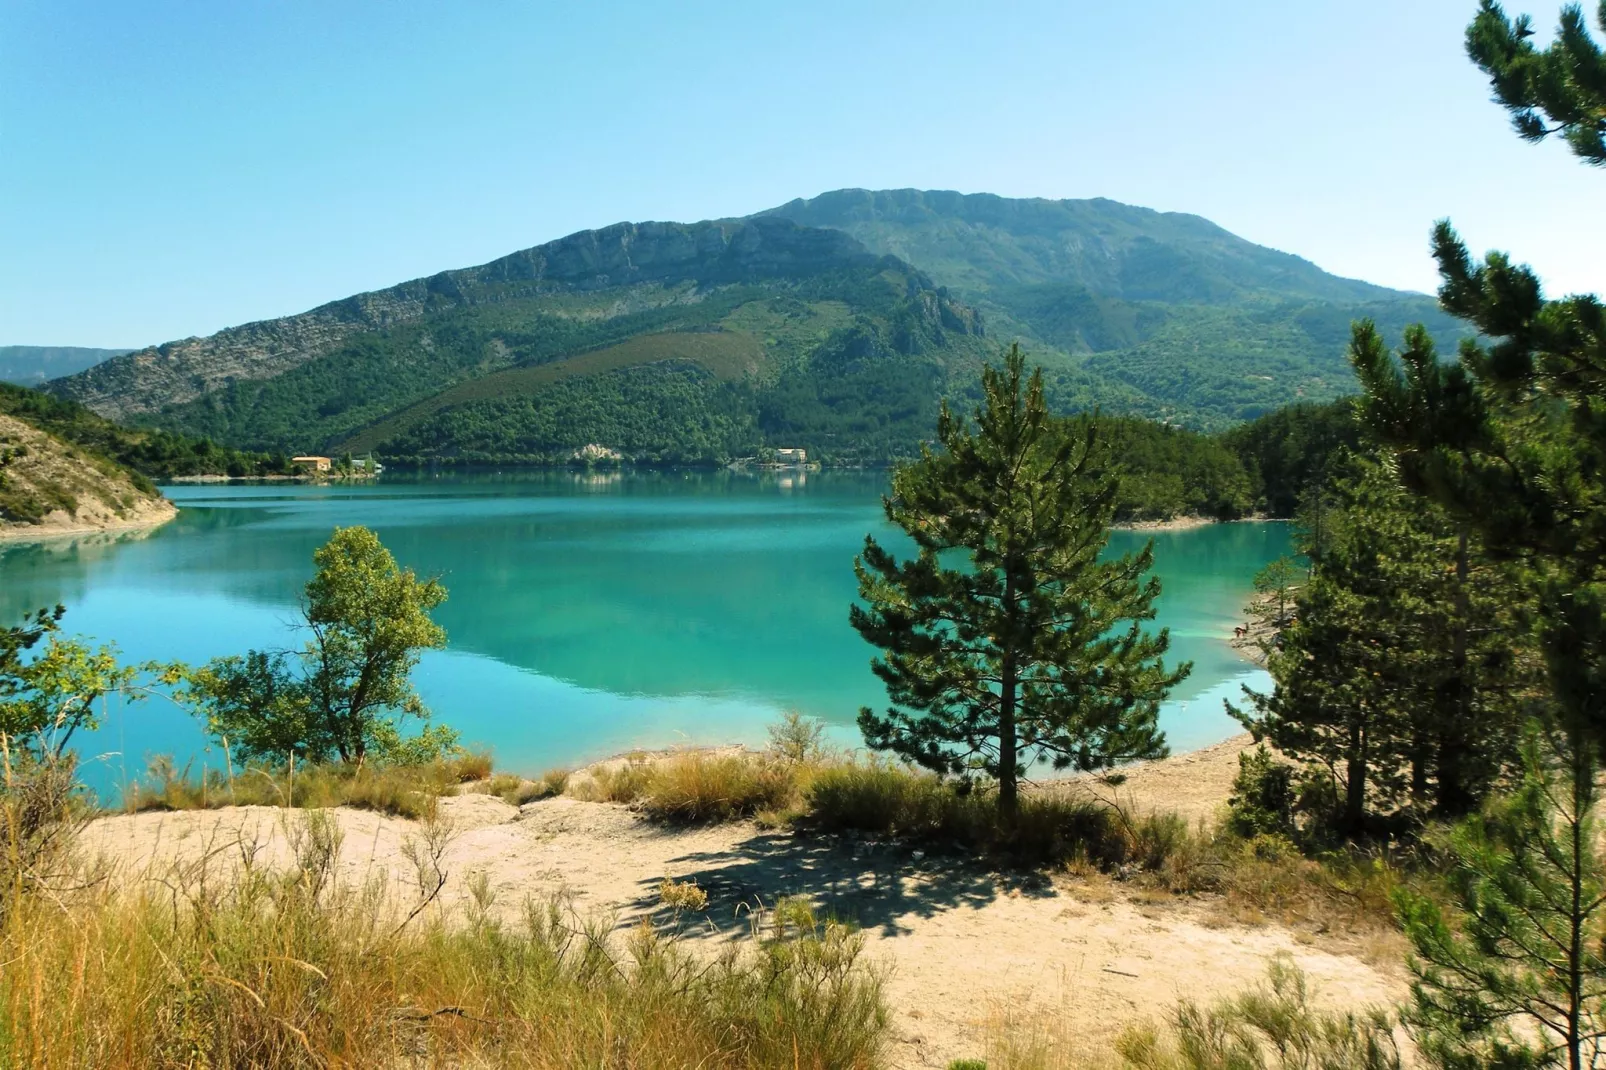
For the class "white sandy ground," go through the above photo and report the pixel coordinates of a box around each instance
[79,734,1407,1067]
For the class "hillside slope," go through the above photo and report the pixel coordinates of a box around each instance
[0,413,175,538]
[0,346,131,387]
[53,219,1001,463]
[50,192,1467,460]
[754,189,1467,425]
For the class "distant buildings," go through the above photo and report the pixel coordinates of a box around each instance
[774,447,807,465]
[291,455,332,473]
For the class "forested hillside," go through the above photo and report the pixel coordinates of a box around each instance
[49,192,1464,462]
[0,383,289,480]
[755,190,1469,427]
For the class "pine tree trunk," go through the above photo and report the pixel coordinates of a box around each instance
[999,653,1019,819]
[1345,720,1368,834]
[1438,530,1474,815]
[998,569,1020,820]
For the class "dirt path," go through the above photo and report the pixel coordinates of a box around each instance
[81,737,1399,1067]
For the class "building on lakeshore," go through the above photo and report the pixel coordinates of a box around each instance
[775,447,807,465]
[291,455,332,473]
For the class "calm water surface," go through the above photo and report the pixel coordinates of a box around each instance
[0,471,1288,796]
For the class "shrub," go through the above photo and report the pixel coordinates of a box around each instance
[121,754,473,820]
[638,752,800,822]
[658,877,709,913]
[1226,746,1297,839]
[570,754,654,804]
[767,710,827,763]
[1115,957,1400,1069]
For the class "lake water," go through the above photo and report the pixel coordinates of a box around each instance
[0,471,1287,796]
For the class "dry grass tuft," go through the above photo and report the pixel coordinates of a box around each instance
[3,759,891,1069]
[122,754,487,820]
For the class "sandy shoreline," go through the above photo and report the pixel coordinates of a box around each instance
[0,499,177,543]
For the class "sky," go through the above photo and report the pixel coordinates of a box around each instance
[3,0,1603,349]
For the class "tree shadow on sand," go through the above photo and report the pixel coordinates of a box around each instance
[630,828,1056,938]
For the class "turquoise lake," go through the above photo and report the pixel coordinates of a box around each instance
[0,471,1288,796]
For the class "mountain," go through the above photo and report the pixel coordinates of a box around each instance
[54,218,995,463]
[48,191,1468,462]
[753,189,1467,426]
[0,406,175,537]
[0,346,132,387]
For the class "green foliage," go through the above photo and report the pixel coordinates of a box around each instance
[0,607,146,760]
[0,381,288,482]
[1234,458,1530,833]
[1396,732,1606,1070]
[853,346,1189,813]
[0,633,141,759]
[1249,556,1303,635]
[1466,0,1606,165]
[767,710,827,763]
[1226,746,1298,840]
[182,526,451,765]
[1221,399,1365,516]
[1097,417,1254,520]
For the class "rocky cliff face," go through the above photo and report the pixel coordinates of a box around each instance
[53,218,886,420]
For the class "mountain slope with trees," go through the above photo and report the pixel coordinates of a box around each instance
[754,189,1471,426]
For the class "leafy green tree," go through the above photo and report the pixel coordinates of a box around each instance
[0,606,62,693]
[0,629,141,758]
[1396,732,1606,1070]
[184,526,452,765]
[851,344,1190,816]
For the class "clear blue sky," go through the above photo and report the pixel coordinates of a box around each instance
[4,0,1602,348]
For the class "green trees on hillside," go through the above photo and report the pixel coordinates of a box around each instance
[183,527,453,765]
[851,345,1189,815]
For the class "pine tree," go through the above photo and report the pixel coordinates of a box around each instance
[1467,0,1606,165]
[1350,5,1606,759]
[1396,732,1606,1070]
[851,344,1189,816]
[1236,457,1526,833]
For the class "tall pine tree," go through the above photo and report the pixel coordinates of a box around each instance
[1350,6,1606,761]
[852,344,1189,816]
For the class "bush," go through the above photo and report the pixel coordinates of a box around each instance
[638,752,801,822]
[570,754,654,804]
[767,711,827,763]
[1226,746,1296,839]
[1115,957,1400,1069]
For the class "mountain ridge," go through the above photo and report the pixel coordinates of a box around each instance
[53,217,902,420]
[45,189,1464,459]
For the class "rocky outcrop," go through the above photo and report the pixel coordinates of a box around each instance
[52,219,891,420]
